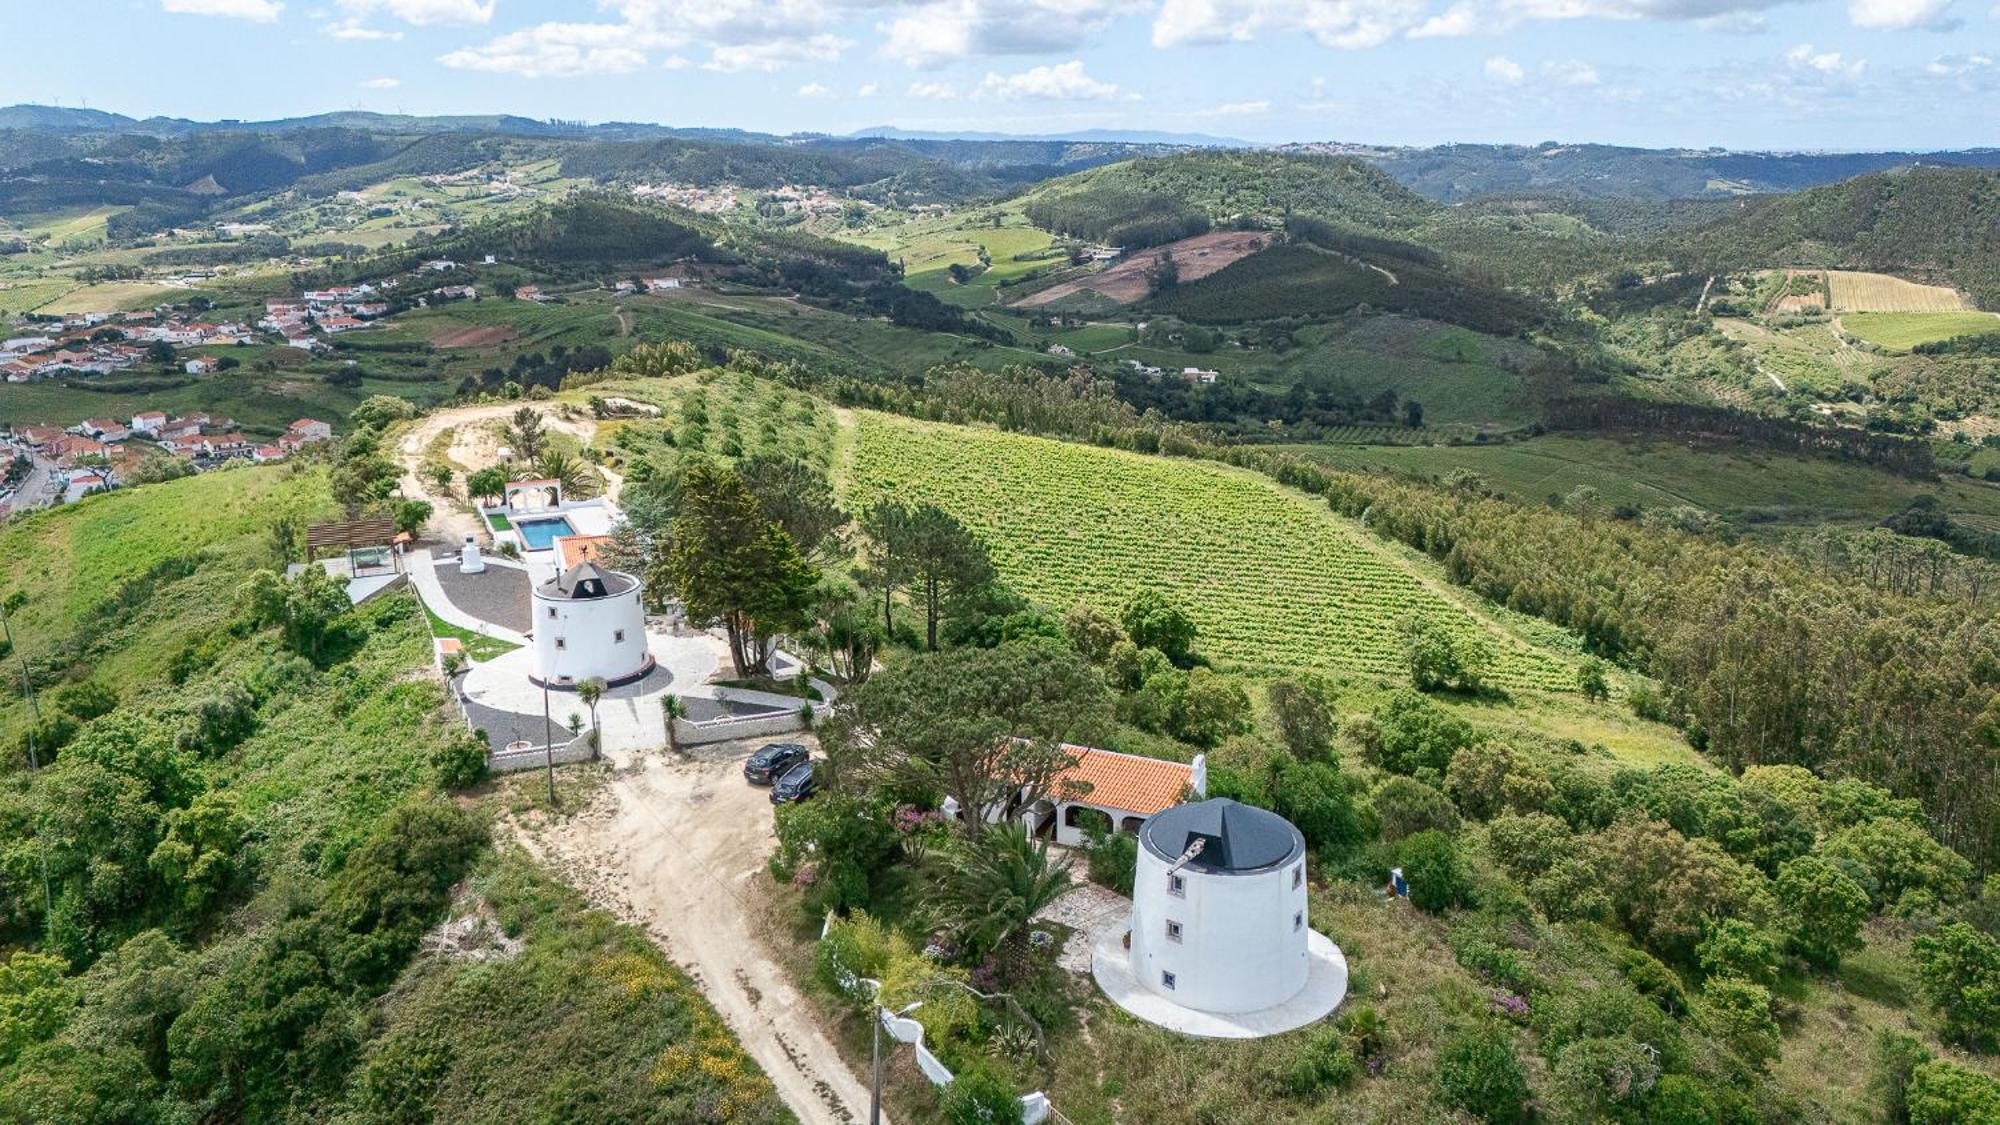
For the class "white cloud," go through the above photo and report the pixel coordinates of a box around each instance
[880,0,1132,67]
[703,34,849,71]
[978,59,1118,100]
[1153,0,1429,50]
[906,80,959,99]
[1408,2,1485,34]
[1926,51,1993,73]
[1196,99,1273,116]
[857,82,880,95]
[1484,54,1525,82]
[1848,0,1956,27]
[334,0,492,25]
[439,23,661,78]
[798,81,834,97]
[1694,10,1768,29]
[1785,41,1867,75]
[360,76,401,88]
[662,54,692,68]
[161,0,283,20]
[1543,58,1599,84]
[324,21,404,38]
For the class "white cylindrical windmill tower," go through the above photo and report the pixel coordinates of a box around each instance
[530,559,651,686]
[1129,798,1311,1015]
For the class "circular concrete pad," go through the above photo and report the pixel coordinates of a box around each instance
[1091,923,1347,1039]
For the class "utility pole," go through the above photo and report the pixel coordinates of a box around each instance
[0,595,56,925]
[542,680,555,805]
[870,1001,921,1125]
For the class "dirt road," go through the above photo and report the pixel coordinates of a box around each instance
[514,740,879,1125]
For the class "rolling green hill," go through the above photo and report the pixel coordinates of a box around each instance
[1682,166,2000,308]
[1023,151,1438,244]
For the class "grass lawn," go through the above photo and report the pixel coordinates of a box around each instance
[1842,310,2000,351]
[422,602,520,662]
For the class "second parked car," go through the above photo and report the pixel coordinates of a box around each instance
[770,760,817,804]
[743,742,810,785]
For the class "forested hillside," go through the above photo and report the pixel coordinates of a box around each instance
[1361,141,2000,202]
[1680,167,2000,307]
[1024,152,1438,241]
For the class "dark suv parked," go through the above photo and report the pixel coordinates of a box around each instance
[743,742,810,785]
[770,760,817,804]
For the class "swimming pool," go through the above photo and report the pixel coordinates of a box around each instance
[515,516,577,552]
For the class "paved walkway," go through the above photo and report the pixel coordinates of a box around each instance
[407,549,530,645]
[460,630,733,753]
[1090,924,1347,1039]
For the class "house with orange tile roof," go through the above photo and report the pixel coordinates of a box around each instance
[1027,745,1203,847]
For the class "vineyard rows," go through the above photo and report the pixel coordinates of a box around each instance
[849,414,1577,692]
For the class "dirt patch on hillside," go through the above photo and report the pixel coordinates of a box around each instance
[1014,230,1272,308]
[433,325,518,349]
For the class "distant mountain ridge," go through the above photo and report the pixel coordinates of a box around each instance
[848,126,1253,147]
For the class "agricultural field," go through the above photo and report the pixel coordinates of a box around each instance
[1276,433,2000,530]
[1842,309,2000,351]
[838,202,1065,309]
[1713,316,1883,396]
[594,368,840,471]
[34,279,185,314]
[0,278,78,316]
[1827,269,1971,312]
[846,412,1579,691]
[1013,230,1275,308]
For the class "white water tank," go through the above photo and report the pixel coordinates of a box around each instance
[530,560,651,686]
[1130,799,1310,1014]
[460,534,485,574]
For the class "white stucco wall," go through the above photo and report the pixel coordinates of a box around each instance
[531,583,650,684]
[1130,843,1310,1014]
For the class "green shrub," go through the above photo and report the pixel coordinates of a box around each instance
[1821,818,1972,912]
[1446,742,1553,820]
[1617,948,1688,1016]
[1371,691,1478,778]
[1906,1060,2000,1124]
[1436,1027,1530,1123]
[1775,855,1870,972]
[1547,1035,1661,1121]
[1286,1026,1359,1096]
[1912,922,2000,1052]
[1696,919,1783,989]
[1374,776,1460,842]
[1083,828,1137,896]
[1270,757,1367,856]
[1399,830,1471,913]
[1647,1074,1720,1125]
[1700,977,1779,1066]
[940,1063,1025,1125]
[430,734,489,790]
[1870,1030,1933,1124]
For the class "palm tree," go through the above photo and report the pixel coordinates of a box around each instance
[578,677,606,756]
[534,450,598,499]
[939,822,1075,959]
[661,693,687,755]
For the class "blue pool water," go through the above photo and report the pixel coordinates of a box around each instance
[515,516,576,551]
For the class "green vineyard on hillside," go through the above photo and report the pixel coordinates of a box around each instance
[849,413,1577,691]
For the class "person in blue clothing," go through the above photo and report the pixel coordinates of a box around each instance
[1386,866,1408,899]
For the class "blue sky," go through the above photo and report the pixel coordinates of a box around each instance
[6,0,1996,148]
